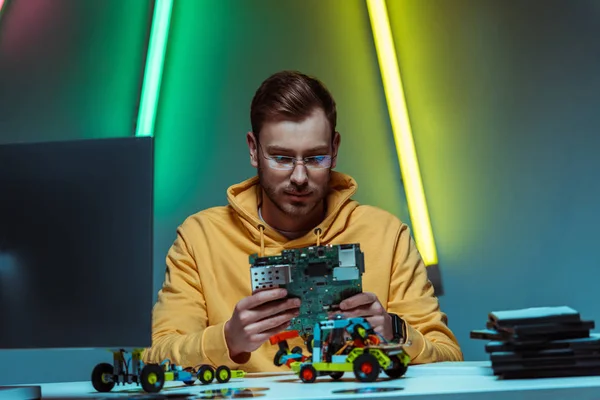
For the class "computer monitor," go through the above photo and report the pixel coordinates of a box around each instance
[0,136,154,350]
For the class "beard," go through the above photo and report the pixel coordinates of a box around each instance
[257,162,330,219]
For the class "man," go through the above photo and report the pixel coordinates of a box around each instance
[143,70,463,371]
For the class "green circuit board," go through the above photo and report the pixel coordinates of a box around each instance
[249,243,365,340]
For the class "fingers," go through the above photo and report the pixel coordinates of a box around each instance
[227,289,300,356]
[255,319,300,344]
[365,315,385,334]
[250,297,301,323]
[336,305,373,319]
[340,292,377,310]
[238,288,288,310]
[337,301,384,319]
[245,307,300,338]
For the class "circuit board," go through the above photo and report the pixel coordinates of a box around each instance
[249,243,365,340]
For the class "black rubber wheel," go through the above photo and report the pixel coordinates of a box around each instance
[329,371,344,381]
[299,365,318,383]
[353,353,380,383]
[197,365,215,384]
[352,324,367,340]
[291,346,303,354]
[274,349,287,366]
[305,335,314,353]
[140,364,165,393]
[91,363,115,393]
[216,365,232,383]
[384,356,408,379]
[182,367,196,385]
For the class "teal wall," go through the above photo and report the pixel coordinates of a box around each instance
[386,0,600,360]
[1,0,600,385]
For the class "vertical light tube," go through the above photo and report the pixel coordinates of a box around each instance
[135,0,174,137]
[366,0,438,266]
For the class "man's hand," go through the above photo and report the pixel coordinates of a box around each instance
[336,292,393,340]
[224,288,300,362]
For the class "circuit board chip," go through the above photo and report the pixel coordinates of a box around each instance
[249,243,365,339]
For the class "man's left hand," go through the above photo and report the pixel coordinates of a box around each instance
[334,292,393,340]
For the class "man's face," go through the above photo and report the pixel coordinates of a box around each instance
[249,108,339,219]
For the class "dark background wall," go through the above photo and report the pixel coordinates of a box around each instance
[1,0,599,385]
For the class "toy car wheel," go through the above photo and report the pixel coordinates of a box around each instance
[299,365,318,383]
[353,353,379,383]
[182,367,196,385]
[352,324,367,340]
[140,364,165,393]
[197,365,215,384]
[91,363,115,392]
[274,349,287,366]
[305,335,314,353]
[384,355,408,379]
[216,366,232,383]
[329,371,343,381]
[291,346,303,354]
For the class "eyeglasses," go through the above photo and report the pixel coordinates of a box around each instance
[257,142,333,170]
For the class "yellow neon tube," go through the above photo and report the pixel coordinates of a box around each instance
[366,0,438,266]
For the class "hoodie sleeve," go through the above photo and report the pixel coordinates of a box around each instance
[142,225,246,369]
[387,224,464,363]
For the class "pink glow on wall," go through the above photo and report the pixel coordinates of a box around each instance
[0,0,66,62]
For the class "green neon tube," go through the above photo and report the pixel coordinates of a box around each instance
[135,0,174,137]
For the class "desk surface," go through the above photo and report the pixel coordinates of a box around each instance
[36,362,600,400]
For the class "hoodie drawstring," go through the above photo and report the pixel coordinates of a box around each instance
[314,227,322,246]
[257,225,322,257]
[258,224,265,257]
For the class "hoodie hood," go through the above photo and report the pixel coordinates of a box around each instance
[226,171,360,255]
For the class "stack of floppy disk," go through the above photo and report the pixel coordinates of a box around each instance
[471,306,600,379]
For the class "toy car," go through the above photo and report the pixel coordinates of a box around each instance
[91,349,246,393]
[270,330,311,368]
[271,315,411,383]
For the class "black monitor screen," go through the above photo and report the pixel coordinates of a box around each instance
[0,136,154,349]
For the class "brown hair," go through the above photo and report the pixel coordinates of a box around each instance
[250,70,337,141]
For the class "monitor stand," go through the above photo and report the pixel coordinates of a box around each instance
[0,386,42,400]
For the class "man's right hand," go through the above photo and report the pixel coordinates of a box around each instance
[224,288,300,362]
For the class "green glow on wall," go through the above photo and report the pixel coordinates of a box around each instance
[150,1,410,223]
[135,0,174,137]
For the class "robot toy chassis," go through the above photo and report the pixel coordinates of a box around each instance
[270,315,411,383]
[91,349,245,393]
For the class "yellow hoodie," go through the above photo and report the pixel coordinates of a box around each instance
[143,171,463,371]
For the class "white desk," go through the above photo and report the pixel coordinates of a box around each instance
[35,362,600,400]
